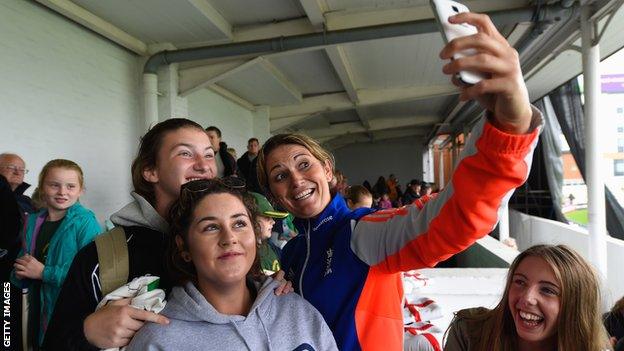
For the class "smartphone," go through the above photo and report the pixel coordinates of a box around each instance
[430,0,485,85]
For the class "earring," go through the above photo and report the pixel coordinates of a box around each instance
[181,252,192,262]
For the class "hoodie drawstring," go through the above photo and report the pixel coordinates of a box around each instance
[257,308,273,350]
[229,320,253,351]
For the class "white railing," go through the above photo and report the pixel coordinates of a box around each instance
[509,210,624,305]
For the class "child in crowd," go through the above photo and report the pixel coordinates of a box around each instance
[444,244,612,351]
[378,193,392,209]
[11,159,102,347]
[420,182,432,197]
[345,185,373,210]
[250,191,289,274]
[127,179,337,351]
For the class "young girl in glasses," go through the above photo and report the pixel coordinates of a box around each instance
[11,159,101,347]
[127,179,337,351]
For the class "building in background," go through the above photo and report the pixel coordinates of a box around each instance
[601,73,624,206]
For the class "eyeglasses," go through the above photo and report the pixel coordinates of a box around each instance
[1,164,28,174]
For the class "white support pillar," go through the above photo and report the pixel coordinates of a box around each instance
[254,106,271,142]
[438,150,445,189]
[451,137,457,170]
[422,147,435,184]
[581,4,608,278]
[143,73,158,131]
[499,205,510,242]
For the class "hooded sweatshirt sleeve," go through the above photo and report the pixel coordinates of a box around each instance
[350,107,542,273]
[126,324,167,351]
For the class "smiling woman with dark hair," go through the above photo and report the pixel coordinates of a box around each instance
[127,179,338,351]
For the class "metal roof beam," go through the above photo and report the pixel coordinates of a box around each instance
[257,58,303,104]
[325,0,528,31]
[207,84,255,110]
[179,59,250,96]
[323,127,428,150]
[325,46,359,102]
[213,0,530,44]
[324,45,373,132]
[303,115,438,138]
[187,0,232,40]
[35,0,147,55]
[270,114,320,132]
[270,85,456,119]
[299,0,327,29]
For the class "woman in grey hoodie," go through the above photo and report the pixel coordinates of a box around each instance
[127,178,338,351]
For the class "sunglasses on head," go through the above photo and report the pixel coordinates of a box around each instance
[179,176,246,202]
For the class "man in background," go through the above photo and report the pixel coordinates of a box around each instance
[237,137,262,192]
[0,153,34,215]
[206,126,237,177]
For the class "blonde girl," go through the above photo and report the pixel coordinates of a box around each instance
[12,159,101,346]
[444,244,612,351]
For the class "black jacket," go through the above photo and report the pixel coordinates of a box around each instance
[1,174,21,277]
[605,310,624,351]
[42,226,171,350]
[218,142,237,177]
[402,189,420,205]
[14,181,35,215]
[237,152,262,193]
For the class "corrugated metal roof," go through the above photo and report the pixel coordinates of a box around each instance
[44,0,624,149]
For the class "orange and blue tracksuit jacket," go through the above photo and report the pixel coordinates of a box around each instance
[281,109,542,351]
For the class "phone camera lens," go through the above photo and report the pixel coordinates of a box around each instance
[452,5,459,12]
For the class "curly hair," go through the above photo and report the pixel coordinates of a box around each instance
[166,180,264,286]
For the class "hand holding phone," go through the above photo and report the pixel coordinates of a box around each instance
[431,7,533,134]
[430,0,485,85]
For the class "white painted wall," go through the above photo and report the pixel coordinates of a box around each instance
[510,210,624,307]
[187,89,259,158]
[0,0,141,224]
[332,137,425,188]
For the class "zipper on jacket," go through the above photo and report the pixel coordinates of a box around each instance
[299,220,311,299]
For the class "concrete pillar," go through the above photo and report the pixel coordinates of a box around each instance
[438,149,445,189]
[253,106,271,142]
[157,63,188,120]
[581,4,608,278]
[142,73,158,131]
[499,205,510,242]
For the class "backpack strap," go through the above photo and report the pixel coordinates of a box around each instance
[95,226,129,297]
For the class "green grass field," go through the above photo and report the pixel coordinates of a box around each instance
[565,208,588,225]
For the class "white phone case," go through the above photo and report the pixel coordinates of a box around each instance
[430,0,485,85]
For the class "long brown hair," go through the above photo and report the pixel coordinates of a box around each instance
[166,180,264,286]
[445,245,612,351]
[131,118,206,206]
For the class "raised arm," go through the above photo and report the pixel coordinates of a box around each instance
[350,12,541,272]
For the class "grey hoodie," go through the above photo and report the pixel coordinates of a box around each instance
[110,192,169,232]
[127,277,338,351]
